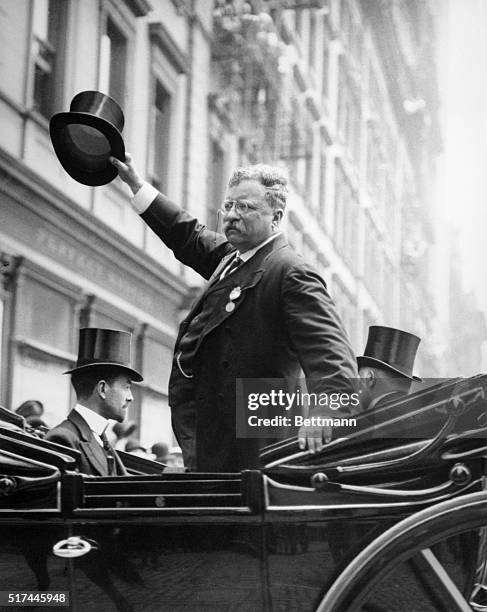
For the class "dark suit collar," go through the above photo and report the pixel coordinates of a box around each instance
[185,234,288,355]
[73,403,109,439]
[180,233,288,334]
[67,408,93,442]
[207,233,287,286]
[236,231,283,262]
[246,231,287,266]
[207,251,235,285]
[208,233,287,290]
[68,409,110,476]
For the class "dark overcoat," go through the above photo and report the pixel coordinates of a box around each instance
[46,410,127,476]
[142,193,359,471]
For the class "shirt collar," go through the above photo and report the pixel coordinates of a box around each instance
[74,404,109,438]
[237,231,281,262]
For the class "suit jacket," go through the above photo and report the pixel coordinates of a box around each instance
[142,193,359,472]
[46,410,127,476]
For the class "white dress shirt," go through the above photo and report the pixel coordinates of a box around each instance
[233,232,280,260]
[219,232,281,278]
[74,404,109,447]
[132,182,159,214]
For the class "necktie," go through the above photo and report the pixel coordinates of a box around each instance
[220,255,243,279]
[100,431,115,475]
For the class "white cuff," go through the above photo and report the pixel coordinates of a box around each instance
[132,182,159,214]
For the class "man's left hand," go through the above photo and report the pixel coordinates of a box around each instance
[298,424,332,453]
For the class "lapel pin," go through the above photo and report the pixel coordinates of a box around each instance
[229,286,241,301]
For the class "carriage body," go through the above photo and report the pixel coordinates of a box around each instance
[2,375,487,611]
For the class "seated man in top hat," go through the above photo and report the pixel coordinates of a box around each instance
[358,325,422,414]
[46,328,143,476]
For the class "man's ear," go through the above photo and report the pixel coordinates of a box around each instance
[366,368,376,388]
[272,208,283,227]
[96,380,107,399]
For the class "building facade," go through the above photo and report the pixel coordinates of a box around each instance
[0,0,444,447]
[210,0,444,373]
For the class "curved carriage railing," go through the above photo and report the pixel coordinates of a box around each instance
[1,376,487,612]
[0,374,486,516]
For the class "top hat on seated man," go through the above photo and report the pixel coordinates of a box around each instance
[50,91,125,187]
[357,326,422,382]
[64,328,143,382]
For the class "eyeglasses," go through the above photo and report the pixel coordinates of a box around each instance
[220,199,259,216]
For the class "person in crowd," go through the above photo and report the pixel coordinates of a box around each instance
[151,441,169,464]
[110,153,359,472]
[165,447,184,469]
[358,325,422,413]
[15,399,44,422]
[25,415,49,438]
[46,328,143,476]
[125,438,152,459]
[111,419,138,450]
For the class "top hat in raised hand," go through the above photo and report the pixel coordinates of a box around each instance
[49,91,125,186]
[357,326,422,381]
[65,328,143,382]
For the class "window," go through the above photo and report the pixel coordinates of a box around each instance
[334,161,346,250]
[99,18,128,107]
[148,79,172,191]
[289,109,300,179]
[308,12,316,68]
[17,280,74,353]
[304,125,314,201]
[147,20,189,205]
[340,0,362,62]
[337,60,348,138]
[295,9,303,37]
[319,144,327,222]
[366,120,385,208]
[287,100,312,195]
[207,139,226,231]
[31,0,66,118]
[322,28,330,99]
[334,161,358,269]
[11,266,80,427]
[337,60,361,162]
[363,213,383,305]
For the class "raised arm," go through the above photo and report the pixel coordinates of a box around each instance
[111,154,232,279]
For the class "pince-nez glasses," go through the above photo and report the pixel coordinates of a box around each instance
[220,199,259,216]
